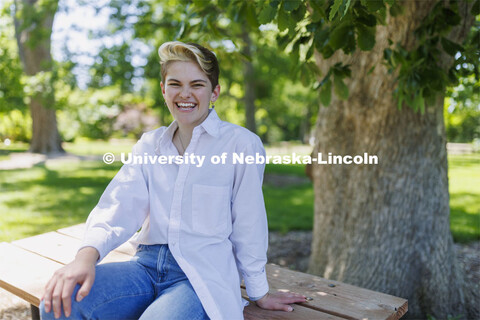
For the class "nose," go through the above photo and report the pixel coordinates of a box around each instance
[179,86,191,98]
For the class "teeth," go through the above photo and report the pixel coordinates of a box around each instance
[177,103,196,108]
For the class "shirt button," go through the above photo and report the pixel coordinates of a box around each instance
[171,241,177,246]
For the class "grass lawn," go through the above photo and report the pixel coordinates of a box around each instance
[0,140,478,243]
[448,153,480,243]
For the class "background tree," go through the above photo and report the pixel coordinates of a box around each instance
[12,0,63,153]
[0,7,30,142]
[185,0,479,318]
[83,0,318,141]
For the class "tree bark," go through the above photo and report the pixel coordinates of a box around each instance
[242,31,257,134]
[14,0,63,154]
[308,1,475,319]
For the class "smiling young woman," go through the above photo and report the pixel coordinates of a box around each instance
[39,41,306,320]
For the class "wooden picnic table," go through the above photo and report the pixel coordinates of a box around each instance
[0,224,408,319]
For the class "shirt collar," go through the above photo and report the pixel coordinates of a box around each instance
[200,108,221,138]
[155,108,221,154]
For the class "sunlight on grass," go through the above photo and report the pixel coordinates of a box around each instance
[448,153,480,243]
[263,183,314,234]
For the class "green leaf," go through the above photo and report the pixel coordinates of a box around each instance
[305,43,315,60]
[277,34,291,50]
[343,0,352,17]
[306,61,321,75]
[397,91,404,111]
[389,2,403,17]
[284,0,301,12]
[309,0,326,20]
[270,0,281,9]
[258,3,278,24]
[472,0,480,15]
[364,0,385,12]
[291,4,307,21]
[245,3,259,27]
[413,90,425,114]
[356,24,376,51]
[290,40,300,63]
[329,24,352,50]
[442,8,461,26]
[321,45,335,59]
[320,79,332,106]
[329,0,343,21]
[355,13,377,27]
[384,0,394,5]
[277,5,290,31]
[314,28,329,50]
[334,75,349,100]
[300,63,312,86]
[441,37,464,56]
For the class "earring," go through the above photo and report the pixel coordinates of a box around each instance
[210,101,215,109]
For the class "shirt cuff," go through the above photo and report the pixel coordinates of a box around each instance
[249,293,268,301]
[79,227,110,263]
[244,267,269,300]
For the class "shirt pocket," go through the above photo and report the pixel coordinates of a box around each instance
[192,184,231,236]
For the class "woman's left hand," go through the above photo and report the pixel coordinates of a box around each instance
[255,291,307,312]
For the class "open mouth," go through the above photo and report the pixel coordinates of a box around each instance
[176,102,197,110]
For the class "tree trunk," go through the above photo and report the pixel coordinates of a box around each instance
[308,1,475,319]
[14,0,63,154]
[242,31,257,134]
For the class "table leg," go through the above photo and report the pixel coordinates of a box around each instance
[31,304,40,320]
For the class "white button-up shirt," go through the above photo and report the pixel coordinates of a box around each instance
[81,109,269,320]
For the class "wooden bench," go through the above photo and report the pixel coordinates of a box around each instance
[0,224,408,320]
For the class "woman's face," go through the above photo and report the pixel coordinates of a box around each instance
[161,61,220,129]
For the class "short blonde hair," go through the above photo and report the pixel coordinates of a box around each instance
[158,41,219,90]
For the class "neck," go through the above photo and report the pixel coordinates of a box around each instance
[176,125,193,145]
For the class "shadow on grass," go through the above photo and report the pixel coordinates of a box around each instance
[0,161,122,241]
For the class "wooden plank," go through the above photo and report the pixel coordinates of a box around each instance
[56,224,86,239]
[241,288,346,320]
[12,232,132,265]
[261,264,407,320]
[0,242,63,307]
[57,224,137,256]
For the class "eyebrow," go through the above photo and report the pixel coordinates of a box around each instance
[167,79,207,84]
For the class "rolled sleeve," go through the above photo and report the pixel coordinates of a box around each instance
[229,139,269,300]
[79,136,150,262]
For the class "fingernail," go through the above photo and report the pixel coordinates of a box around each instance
[77,294,84,302]
[288,306,293,312]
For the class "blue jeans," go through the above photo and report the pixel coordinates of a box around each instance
[40,244,209,320]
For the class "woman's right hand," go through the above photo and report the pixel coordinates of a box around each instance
[41,247,99,318]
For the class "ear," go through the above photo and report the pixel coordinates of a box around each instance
[160,82,166,96]
[210,84,221,103]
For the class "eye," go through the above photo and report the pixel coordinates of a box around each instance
[193,84,204,87]
[168,83,180,86]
